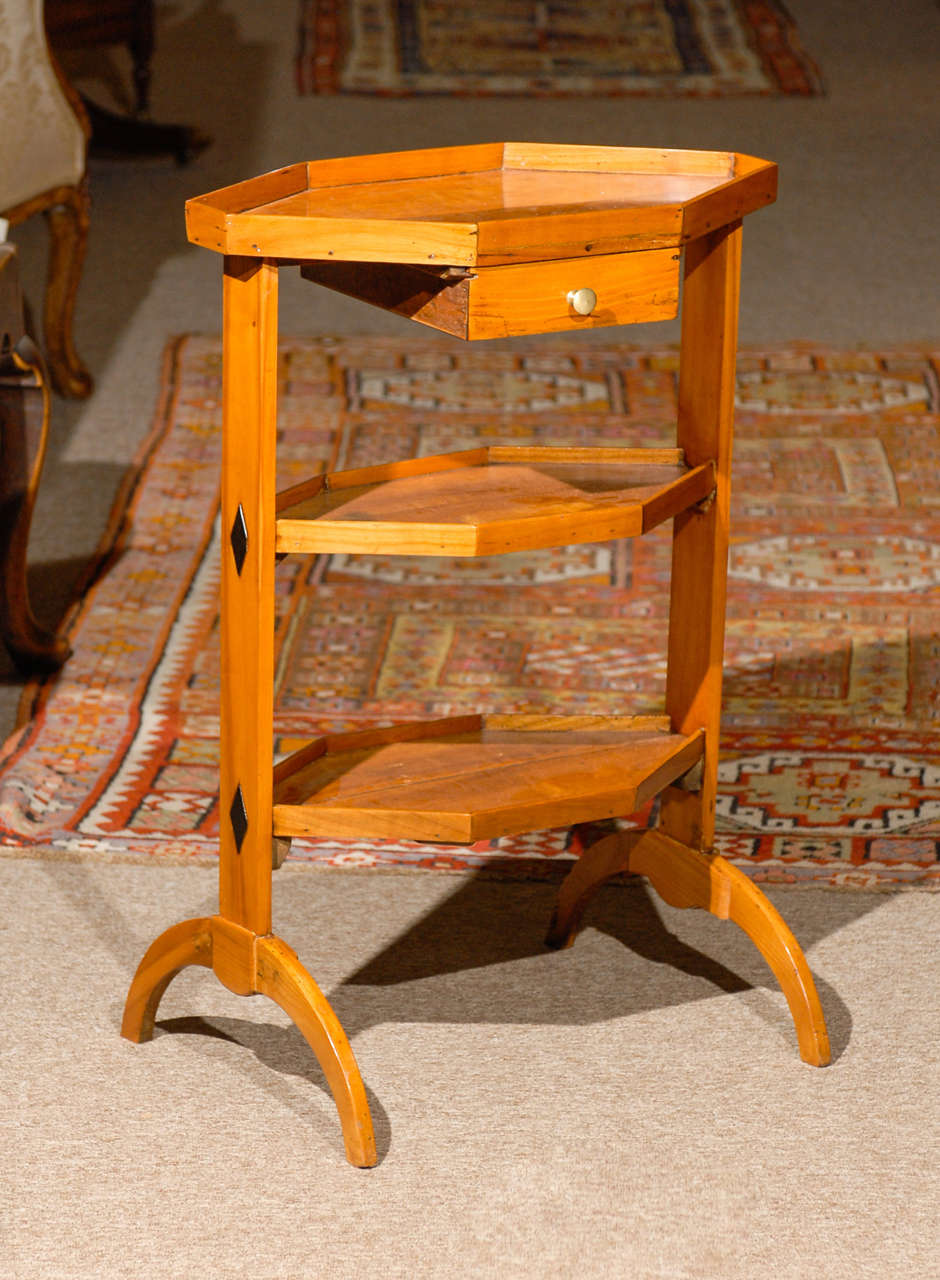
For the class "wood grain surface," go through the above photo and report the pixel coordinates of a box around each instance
[275,448,714,556]
[186,144,776,264]
[273,719,704,843]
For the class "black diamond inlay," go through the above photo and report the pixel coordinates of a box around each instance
[229,784,248,853]
[230,504,248,575]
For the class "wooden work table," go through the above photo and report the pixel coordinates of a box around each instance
[121,143,830,1168]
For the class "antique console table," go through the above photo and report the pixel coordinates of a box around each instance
[121,144,830,1167]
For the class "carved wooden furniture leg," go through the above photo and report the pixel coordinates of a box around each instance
[0,245,70,672]
[547,829,831,1066]
[122,916,377,1165]
[43,184,93,399]
[0,339,71,670]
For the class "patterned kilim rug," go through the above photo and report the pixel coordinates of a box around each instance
[296,0,823,97]
[1,337,938,888]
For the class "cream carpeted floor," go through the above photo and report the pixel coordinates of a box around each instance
[2,1,939,1275]
[2,859,938,1278]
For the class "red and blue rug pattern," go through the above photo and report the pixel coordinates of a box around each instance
[297,0,823,97]
[1,337,936,888]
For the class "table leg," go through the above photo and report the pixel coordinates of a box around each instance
[0,335,70,671]
[122,256,376,1165]
[218,255,279,934]
[546,829,831,1066]
[547,224,830,1067]
[660,222,741,851]
[121,915,378,1165]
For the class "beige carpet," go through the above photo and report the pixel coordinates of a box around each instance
[2,857,938,1278]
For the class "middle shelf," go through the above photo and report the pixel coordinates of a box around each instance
[275,446,715,557]
[273,714,704,844]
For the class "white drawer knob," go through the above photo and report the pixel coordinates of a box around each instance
[567,287,597,316]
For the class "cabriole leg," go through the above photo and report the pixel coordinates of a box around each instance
[43,186,93,399]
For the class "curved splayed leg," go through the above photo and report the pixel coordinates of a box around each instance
[547,829,830,1066]
[723,859,831,1065]
[121,917,214,1043]
[256,936,376,1167]
[545,831,640,950]
[123,916,377,1165]
[629,830,830,1066]
[255,934,377,1168]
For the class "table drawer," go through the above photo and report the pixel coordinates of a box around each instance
[467,247,680,338]
[302,246,679,341]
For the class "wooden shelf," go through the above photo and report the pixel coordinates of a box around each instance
[275,447,715,557]
[272,715,704,844]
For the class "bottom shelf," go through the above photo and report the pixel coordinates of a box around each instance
[272,715,703,845]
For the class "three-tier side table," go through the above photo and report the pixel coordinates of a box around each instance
[121,144,831,1167]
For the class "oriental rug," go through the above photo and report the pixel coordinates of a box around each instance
[1,337,938,888]
[296,0,823,97]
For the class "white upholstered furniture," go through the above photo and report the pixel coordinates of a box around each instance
[0,0,92,397]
